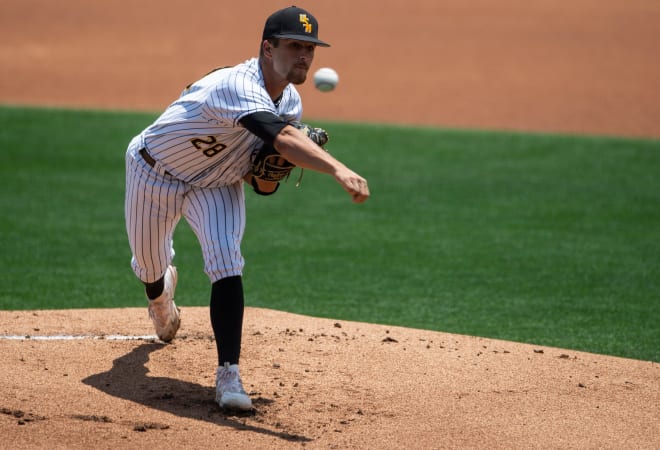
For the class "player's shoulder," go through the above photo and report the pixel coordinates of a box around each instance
[225,58,261,81]
[206,58,260,91]
[193,58,258,85]
[283,83,301,100]
[279,84,302,117]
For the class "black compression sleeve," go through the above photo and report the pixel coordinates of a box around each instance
[240,111,289,145]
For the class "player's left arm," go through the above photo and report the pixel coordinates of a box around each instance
[239,111,290,195]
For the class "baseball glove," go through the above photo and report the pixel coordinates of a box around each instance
[250,121,329,187]
[290,120,329,148]
[250,144,296,183]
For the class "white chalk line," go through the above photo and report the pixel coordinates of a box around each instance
[0,334,159,341]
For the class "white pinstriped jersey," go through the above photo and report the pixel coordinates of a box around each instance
[137,57,303,188]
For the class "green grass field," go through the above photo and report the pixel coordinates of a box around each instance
[1,105,658,362]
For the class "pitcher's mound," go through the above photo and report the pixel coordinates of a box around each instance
[0,307,657,449]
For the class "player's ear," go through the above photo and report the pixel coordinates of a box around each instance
[262,40,273,57]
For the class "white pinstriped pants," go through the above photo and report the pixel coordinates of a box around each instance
[125,143,246,284]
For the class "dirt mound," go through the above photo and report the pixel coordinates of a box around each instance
[0,307,658,449]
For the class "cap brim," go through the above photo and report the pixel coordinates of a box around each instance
[271,34,330,47]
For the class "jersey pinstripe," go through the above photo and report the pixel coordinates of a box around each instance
[138,57,303,188]
[126,136,247,283]
[125,57,301,283]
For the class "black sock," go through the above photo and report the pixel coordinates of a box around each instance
[144,277,165,300]
[210,276,244,366]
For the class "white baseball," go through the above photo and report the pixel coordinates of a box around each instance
[313,67,339,92]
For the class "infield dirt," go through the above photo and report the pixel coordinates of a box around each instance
[1,1,659,449]
[1,308,659,449]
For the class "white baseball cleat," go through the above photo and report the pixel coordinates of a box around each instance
[216,363,253,411]
[147,265,181,343]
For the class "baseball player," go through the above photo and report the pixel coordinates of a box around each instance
[124,6,369,411]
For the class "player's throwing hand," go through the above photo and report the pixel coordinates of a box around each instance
[335,168,369,203]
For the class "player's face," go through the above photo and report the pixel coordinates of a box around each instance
[272,39,316,85]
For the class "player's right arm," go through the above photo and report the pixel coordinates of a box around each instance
[240,111,369,203]
[273,125,370,204]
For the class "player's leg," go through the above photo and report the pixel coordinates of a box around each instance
[208,276,244,363]
[211,275,251,410]
[182,181,246,362]
[125,144,185,342]
[182,181,251,410]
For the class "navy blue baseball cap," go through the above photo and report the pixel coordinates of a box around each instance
[262,6,330,47]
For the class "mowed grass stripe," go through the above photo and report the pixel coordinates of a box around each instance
[1,105,658,361]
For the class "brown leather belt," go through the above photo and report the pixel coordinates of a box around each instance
[139,148,171,176]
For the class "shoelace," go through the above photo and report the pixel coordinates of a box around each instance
[217,366,246,394]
